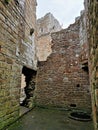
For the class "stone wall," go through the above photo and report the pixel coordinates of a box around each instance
[79,10,88,64]
[37,34,52,61]
[35,17,91,110]
[37,13,62,61]
[88,0,98,129]
[0,0,37,129]
[37,13,61,37]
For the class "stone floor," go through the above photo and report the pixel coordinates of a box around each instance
[19,106,30,116]
[8,107,94,130]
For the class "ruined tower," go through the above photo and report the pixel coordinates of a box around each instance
[36,13,62,61]
[0,0,98,129]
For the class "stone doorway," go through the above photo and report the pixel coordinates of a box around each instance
[20,66,37,109]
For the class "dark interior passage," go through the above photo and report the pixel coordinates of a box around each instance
[20,66,37,108]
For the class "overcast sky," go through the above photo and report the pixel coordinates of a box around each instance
[37,0,84,28]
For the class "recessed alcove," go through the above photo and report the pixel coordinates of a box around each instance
[70,104,77,107]
[76,84,80,88]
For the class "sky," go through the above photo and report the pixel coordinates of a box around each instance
[37,0,84,28]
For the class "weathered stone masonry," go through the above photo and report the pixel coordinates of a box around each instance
[0,0,37,129]
[88,0,98,129]
[37,13,61,61]
[0,0,98,129]
[35,17,91,110]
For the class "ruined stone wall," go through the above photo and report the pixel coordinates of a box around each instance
[0,0,37,129]
[79,10,88,63]
[35,18,91,110]
[37,34,52,61]
[88,0,98,129]
[37,13,62,61]
[37,13,62,37]
[17,0,37,69]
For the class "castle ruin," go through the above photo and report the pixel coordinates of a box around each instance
[0,0,98,129]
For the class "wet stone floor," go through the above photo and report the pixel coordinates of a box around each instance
[8,107,94,130]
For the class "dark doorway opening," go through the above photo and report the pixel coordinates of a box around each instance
[20,66,37,108]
